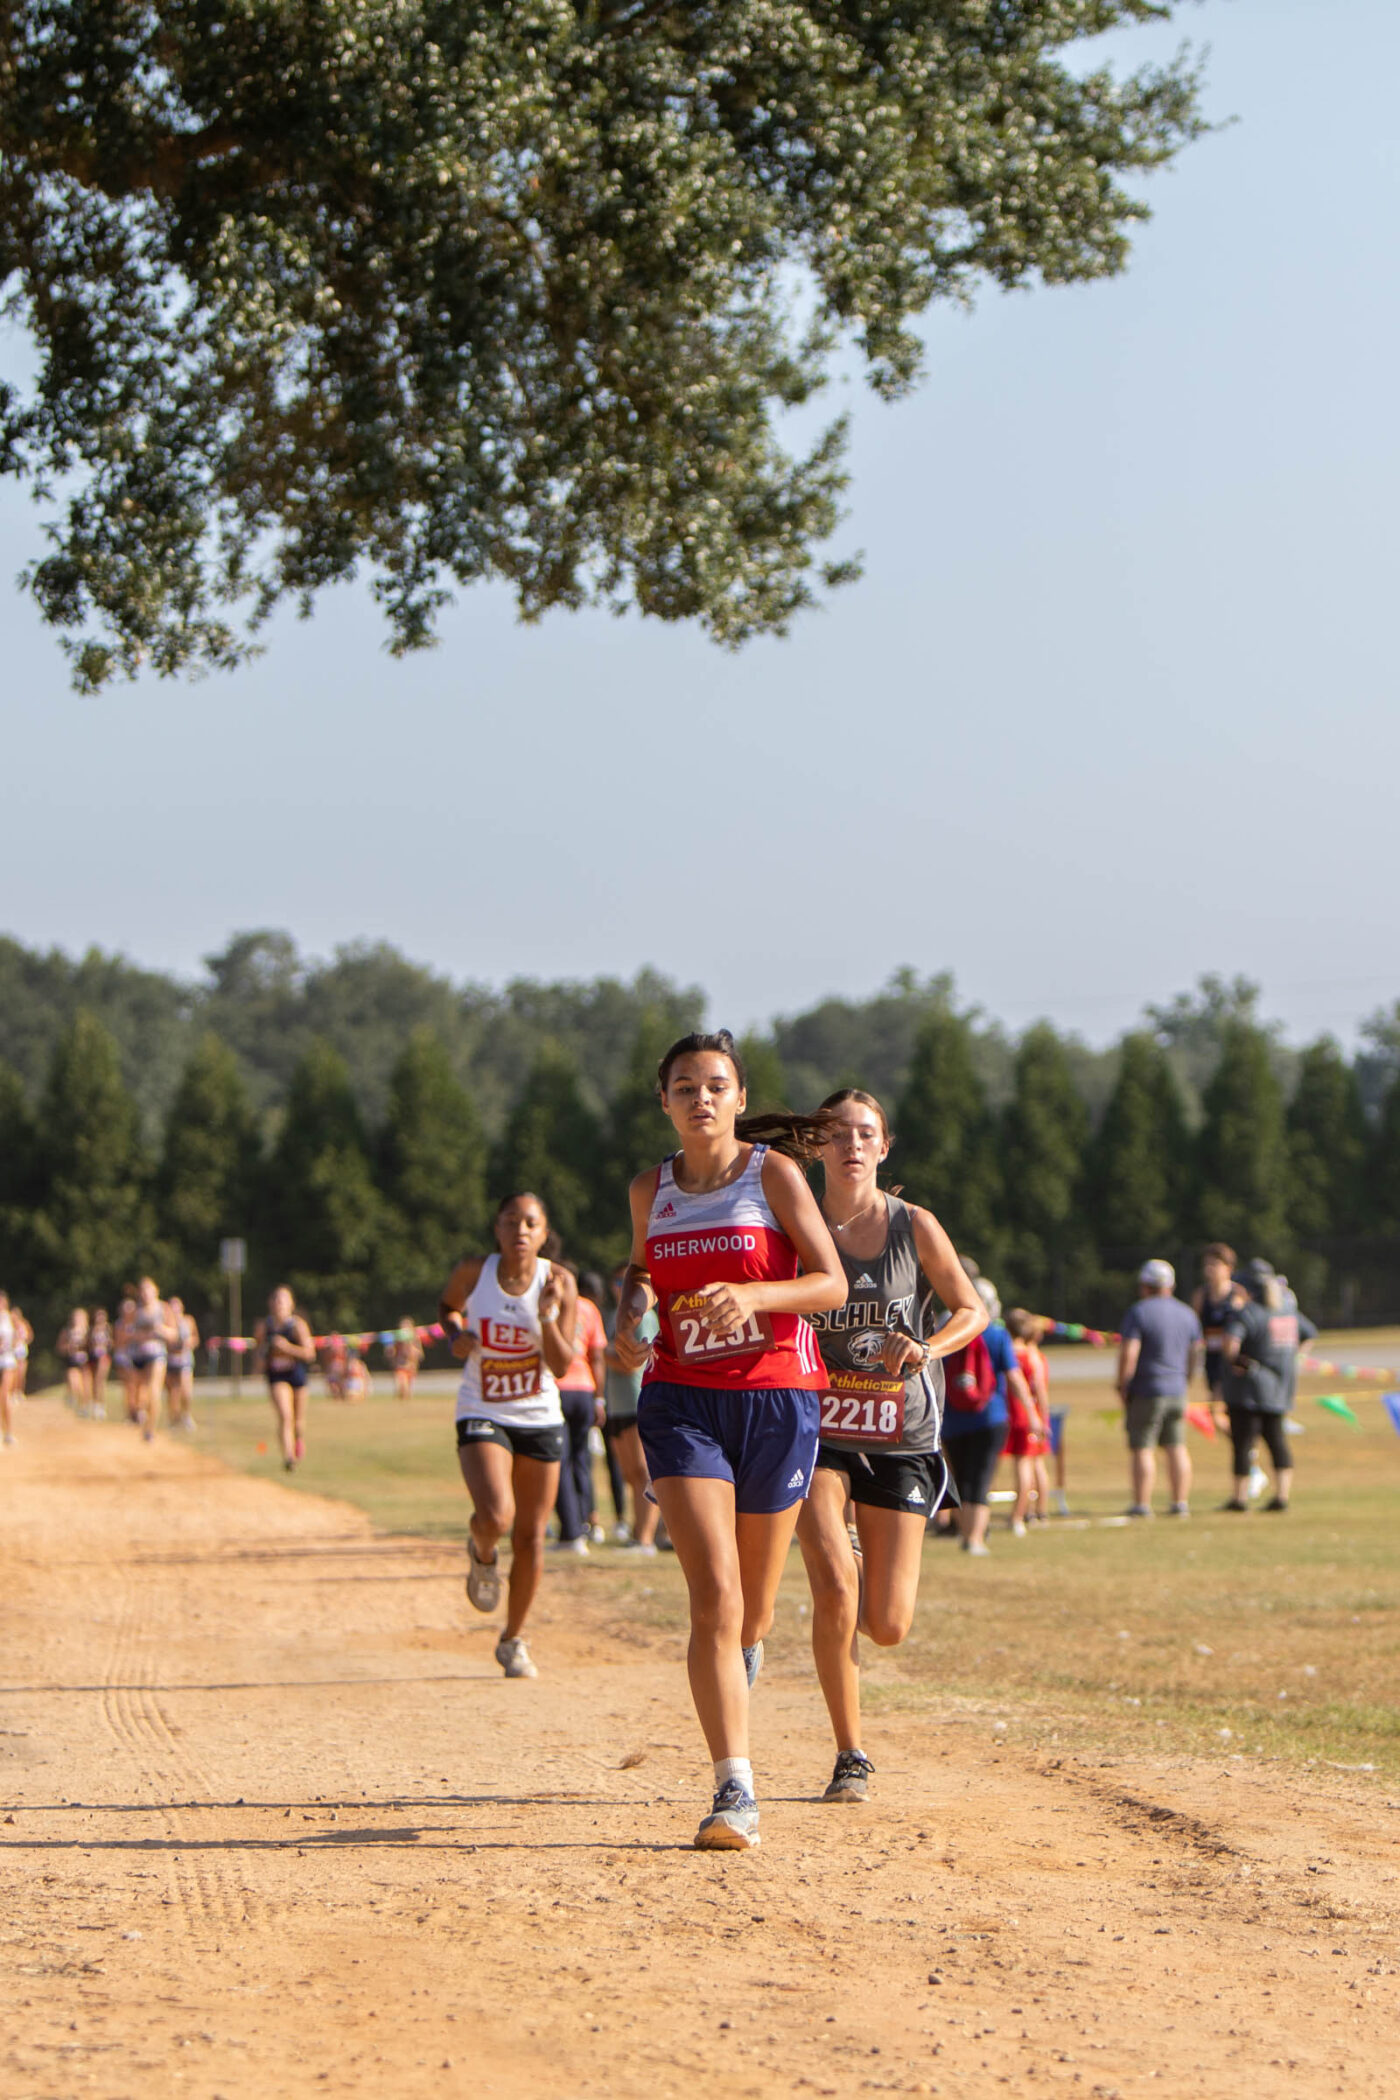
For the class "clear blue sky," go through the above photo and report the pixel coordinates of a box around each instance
[3,0,1396,1046]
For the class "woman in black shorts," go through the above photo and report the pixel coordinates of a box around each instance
[439,1194,578,1680]
[256,1287,317,1470]
[58,1307,92,1415]
[800,1090,988,1801]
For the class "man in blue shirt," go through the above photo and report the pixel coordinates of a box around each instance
[1116,1260,1203,1517]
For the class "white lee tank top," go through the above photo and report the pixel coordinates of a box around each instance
[455,1255,563,1429]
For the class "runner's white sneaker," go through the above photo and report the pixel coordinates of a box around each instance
[743,1641,764,1688]
[695,1779,760,1850]
[495,1635,537,1679]
[466,1534,501,1612]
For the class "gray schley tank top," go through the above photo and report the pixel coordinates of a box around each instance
[807,1195,943,1455]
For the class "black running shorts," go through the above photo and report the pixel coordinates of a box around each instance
[814,1443,950,1516]
[455,1416,566,1465]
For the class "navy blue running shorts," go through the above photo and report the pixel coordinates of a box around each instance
[637,1383,820,1515]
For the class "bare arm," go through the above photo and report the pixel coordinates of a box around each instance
[1116,1335,1140,1402]
[537,1264,578,1379]
[899,1206,988,1374]
[438,1256,486,1362]
[611,1169,662,1371]
[1006,1365,1040,1428]
[286,1316,317,1364]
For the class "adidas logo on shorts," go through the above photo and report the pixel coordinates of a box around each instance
[906,1485,925,1505]
[786,1468,806,1492]
[852,1272,876,1290]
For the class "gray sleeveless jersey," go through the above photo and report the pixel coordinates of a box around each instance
[807,1195,943,1455]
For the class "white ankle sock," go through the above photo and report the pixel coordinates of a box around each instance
[714,1757,754,1795]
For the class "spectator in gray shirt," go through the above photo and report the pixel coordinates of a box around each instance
[1116,1260,1203,1518]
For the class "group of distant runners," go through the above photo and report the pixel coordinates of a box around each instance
[5,1025,1323,1854]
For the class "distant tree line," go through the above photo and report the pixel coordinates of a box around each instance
[2,935,1400,1374]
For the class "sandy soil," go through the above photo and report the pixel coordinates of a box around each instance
[2,1396,1396,2100]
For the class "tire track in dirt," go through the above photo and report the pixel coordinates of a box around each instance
[94,1501,264,1933]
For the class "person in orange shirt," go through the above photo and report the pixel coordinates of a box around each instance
[1004,1308,1050,1534]
[554,1269,608,1554]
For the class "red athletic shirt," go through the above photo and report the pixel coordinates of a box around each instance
[643,1146,824,1391]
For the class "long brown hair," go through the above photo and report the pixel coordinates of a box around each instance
[656,1030,837,1162]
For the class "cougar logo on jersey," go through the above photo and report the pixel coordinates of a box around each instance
[848,1328,888,1366]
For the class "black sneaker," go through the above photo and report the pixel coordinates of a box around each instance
[823,1749,875,1805]
[1262,1497,1290,1513]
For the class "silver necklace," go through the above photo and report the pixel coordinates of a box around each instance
[828,1195,883,1236]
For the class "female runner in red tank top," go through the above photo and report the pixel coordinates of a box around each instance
[612,1031,846,1850]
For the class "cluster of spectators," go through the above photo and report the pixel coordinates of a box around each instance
[935,1245,1319,1548]
[1115,1246,1316,1516]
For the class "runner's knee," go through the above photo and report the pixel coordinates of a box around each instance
[806,1551,859,1625]
[861,1599,913,1647]
[474,1498,513,1541]
[688,1569,744,1642]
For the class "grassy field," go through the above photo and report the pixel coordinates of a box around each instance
[178,1346,1400,1781]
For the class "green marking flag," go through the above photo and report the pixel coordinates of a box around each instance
[1317,1394,1360,1426]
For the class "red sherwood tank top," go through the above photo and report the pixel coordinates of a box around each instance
[643,1145,824,1391]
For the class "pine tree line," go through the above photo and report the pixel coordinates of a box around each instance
[4,978,1400,1372]
[891,1006,1400,1325]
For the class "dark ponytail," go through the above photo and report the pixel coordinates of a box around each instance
[656,1029,837,1163]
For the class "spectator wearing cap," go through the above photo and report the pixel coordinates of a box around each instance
[1218,1259,1316,1512]
[1115,1260,1203,1517]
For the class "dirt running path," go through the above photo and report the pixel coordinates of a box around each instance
[2,1398,1396,2099]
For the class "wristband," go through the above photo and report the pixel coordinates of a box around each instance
[540,1307,558,1323]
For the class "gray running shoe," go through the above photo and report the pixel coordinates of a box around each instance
[823,1749,875,1804]
[466,1534,501,1612]
[743,1641,764,1688]
[695,1779,760,1850]
[494,1635,537,1679]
